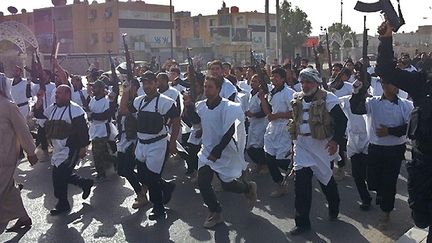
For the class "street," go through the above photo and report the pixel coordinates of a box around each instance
[1,150,414,243]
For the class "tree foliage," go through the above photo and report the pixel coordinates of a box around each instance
[280,0,312,59]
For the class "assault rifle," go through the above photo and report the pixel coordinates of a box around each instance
[122,33,134,82]
[250,49,269,94]
[186,48,197,102]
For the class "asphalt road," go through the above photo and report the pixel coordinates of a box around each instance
[1,150,414,243]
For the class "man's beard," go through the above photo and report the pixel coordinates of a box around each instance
[303,86,318,96]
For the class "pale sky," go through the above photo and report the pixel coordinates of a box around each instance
[1,0,431,35]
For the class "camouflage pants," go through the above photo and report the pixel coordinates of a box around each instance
[92,137,112,176]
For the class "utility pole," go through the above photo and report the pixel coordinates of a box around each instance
[276,0,281,64]
[170,0,174,59]
[341,0,343,24]
[265,0,270,60]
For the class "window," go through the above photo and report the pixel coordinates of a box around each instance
[90,33,98,45]
[209,19,215,27]
[89,9,97,20]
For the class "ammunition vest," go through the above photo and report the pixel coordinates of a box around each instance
[288,89,334,140]
[45,105,74,140]
[137,94,165,135]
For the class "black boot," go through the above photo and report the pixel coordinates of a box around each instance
[148,207,166,220]
[289,226,311,236]
[50,200,71,216]
[162,181,176,204]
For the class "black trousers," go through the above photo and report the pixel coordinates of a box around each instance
[337,137,347,168]
[247,147,266,165]
[351,153,371,204]
[198,165,250,213]
[265,153,290,184]
[294,167,340,228]
[367,143,405,213]
[179,133,200,172]
[117,144,142,194]
[36,125,48,150]
[52,150,89,208]
[136,144,170,210]
[407,147,432,229]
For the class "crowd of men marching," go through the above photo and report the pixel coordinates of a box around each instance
[1,21,431,240]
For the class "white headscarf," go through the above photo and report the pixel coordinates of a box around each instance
[0,73,12,100]
[299,67,322,83]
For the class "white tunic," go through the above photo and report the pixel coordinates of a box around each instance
[10,79,31,118]
[330,82,353,98]
[364,96,413,146]
[339,96,369,157]
[238,80,251,93]
[264,85,295,159]
[71,88,89,108]
[88,96,118,140]
[43,102,86,167]
[133,94,176,174]
[220,78,238,100]
[291,82,302,92]
[33,83,56,127]
[197,99,247,182]
[246,92,268,149]
[161,86,180,103]
[293,92,340,185]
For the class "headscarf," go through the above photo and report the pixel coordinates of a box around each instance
[298,67,322,83]
[0,73,12,100]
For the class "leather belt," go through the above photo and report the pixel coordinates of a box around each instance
[17,101,29,107]
[138,134,167,144]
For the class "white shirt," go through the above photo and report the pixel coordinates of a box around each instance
[364,96,413,146]
[220,78,237,100]
[43,102,86,167]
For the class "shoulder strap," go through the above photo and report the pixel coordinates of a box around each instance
[138,96,154,111]
[154,94,160,113]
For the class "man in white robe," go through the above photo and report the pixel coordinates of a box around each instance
[184,75,257,229]
[288,68,347,235]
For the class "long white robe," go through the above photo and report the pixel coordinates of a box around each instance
[264,85,295,160]
[293,92,340,185]
[246,92,267,149]
[197,99,247,182]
